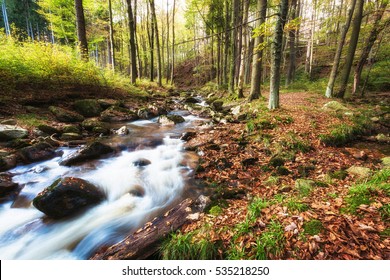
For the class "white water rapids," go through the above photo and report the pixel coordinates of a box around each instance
[0,113,202,259]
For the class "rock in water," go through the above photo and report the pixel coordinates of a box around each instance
[158,115,185,125]
[60,141,114,166]
[33,177,105,218]
[0,173,18,195]
[0,125,28,141]
[133,158,151,167]
[100,106,138,122]
[18,142,60,163]
[49,106,85,123]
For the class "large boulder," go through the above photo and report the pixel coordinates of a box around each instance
[0,125,28,141]
[0,154,17,172]
[382,157,390,168]
[211,100,224,112]
[33,177,105,218]
[60,141,114,166]
[49,106,85,123]
[158,115,185,125]
[100,106,138,122]
[322,101,349,112]
[74,99,102,117]
[37,124,61,135]
[18,142,60,163]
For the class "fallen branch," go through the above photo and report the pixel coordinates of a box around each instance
[90,198,195,260]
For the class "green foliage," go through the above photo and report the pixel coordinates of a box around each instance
[209,205,223,216]
[16,114,48,127]
[253,220,285,259]
[286,197,309,212]
[160,231,218,260]
[0,36,146,95]
[379,204,389,222]
[344,169,389,214]
[319,116,372,147]
[247,198,269,222]
[303,219,324,236]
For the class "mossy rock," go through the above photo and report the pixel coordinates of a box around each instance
[18,142,59,164]
[37,124,61,135]
[382,157,390,168]
[0,125,29,141]
[74,99,102,117]
[211,100,224,112]
[49,106,84,123]
[63,125,80,134]
[322,101,349,112]
[60,141,114,166]
[158,115,185,125]
[100,106,138,122]
[346,166,372,178]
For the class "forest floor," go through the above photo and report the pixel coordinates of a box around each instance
[175,90,390,260]
[0,85,389,260]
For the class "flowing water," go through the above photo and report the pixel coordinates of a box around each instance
[0,111,204,260]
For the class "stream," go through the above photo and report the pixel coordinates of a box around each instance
[0,110,204,260]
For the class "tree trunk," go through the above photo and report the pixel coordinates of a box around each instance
[126,0,137,84]
[229,0,240,94]
[325,0,357,98]
[149,0,162,86]
[74,0,88,61]
[170,0,176,85]
[237,0,250,98]
[108,0,115,71]
[336,0,365,98]
[352,1,388,95]
[268,0,289,110]
[223,0,230,86]
[147,3,154,82]
[286,0,298,86]
[248,0,267,101]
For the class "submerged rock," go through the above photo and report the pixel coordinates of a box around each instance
[33,177,105,218]
[133,158,151,167]
[0,125,28,141]
[73,99,102,117]
[49,106,84,123]
[60,141,114,166]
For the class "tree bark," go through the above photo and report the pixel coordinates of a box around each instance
[248,0,267,101]
[325,0,357,98]
[352,0,388,95]
[74,0,88,61]
[108,0,115,71]
[237,0,250,98]
[268,0,289,110]
[170,0,176,85]
[90,198,194,260]
[223,0,230,86]
[126,0,137,84]
[336,0,365,98]
[149,0,162,86]
[286,0,298,86]
[229,0,240,94]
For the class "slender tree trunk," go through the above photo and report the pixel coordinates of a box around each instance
[336,0,365,98]
[147,3,154,82]
[170,0,176,85]
[325,0,357,98]
[352,1,388,95]
[237,0,250,98]
[223,0,230,86]
[229,0,240,94]
[108,0,115,71]
[149,0,162,86]
[286,0,298,86]
[245,37,254,84]
[166,0,170,81]
[2,0,11,36]
[126,0,137,84]
[74,0,89,61]
[268,0,289,110]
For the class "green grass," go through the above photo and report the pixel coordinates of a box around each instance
[209,205,223,216]
[344,169,390,214]
[303,219,324,235]
[0,35,149,95]
[253,220,286,259]
[16,113,48,127]
[286,197,309,212]
[160,231,218,260]
[247,198,269,222]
